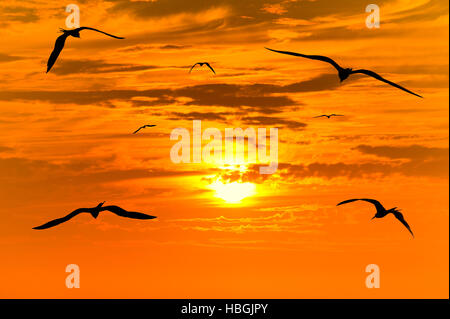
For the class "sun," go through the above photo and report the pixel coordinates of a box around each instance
[209,180,256,204]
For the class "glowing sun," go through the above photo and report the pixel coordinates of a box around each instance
[209,181,256,204]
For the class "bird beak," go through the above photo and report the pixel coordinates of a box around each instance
[371,216,376,220]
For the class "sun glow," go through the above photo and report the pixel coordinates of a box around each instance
[209,181,256,204]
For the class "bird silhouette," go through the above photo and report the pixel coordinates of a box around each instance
[265,48,422,98]
[189,62,216,74]
[337,198,414,238]
[133,124,156,134]
[33,202,156,230]
[313,114,344,119]
[46,27,125,73]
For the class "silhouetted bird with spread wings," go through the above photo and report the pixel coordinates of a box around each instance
[133,124,156,134]
[337,198,414,238]
[189,62,216,74]
[313,114,344,119]
[265,48,422,98]
[33,202,156,230]
[46,27,125,73]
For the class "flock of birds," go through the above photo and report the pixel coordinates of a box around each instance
[34,26,419,237]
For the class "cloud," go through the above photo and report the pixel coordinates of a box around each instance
[274,160,449,180]
[168,111,233,121]
[276,143,449,179]
[241,115,307,129]
[385,0,449,24]
[355,144,449,160]
[0,73,341,111]
[119,44,191,52]
[159,44,191,50]
[169,210,322,234]
[0,5,39,24]
[104,0,397,22]
[211,144,449,183]
[0,53,25,63]
[0,156,215,206]
[0,156,212,182]
[0,146,13,153]
[50,59,161,75]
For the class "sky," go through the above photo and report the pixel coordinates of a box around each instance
[0,0,448,298]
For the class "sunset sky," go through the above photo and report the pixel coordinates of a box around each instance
[0,0,448,298]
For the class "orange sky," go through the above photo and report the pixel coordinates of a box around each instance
[0,0,448,298]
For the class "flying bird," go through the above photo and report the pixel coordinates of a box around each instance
[189,62,216,74]
[265,48,423,98]
[337,198,414,238]
[33,202,156,230]
[313,114,344,119]
[47,27,125,73]
[133,124,156,134]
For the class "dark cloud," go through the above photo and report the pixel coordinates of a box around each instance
[0,53,25,63]
[167,112,306,129]
[0,5,39,24]
[276,144,449,179]
[213,143,449,183]
[159,44,191,50]
[102,0,448,44]
[50,59,161,75]
[241,116,307,129]
[0,73,340,111]
[168,112,233,121]
[260,158,448,181]
[119,44,191,52]
[0,146,13,153]
[322,134,423,142]
[355,144,449,160]
[0,156,213,183]
[274,161,439,179]
[105,0,391,22]
[0,156,215,204]
[130,97,177,108]
[49,0,446,50]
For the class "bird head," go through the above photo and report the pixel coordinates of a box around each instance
[339,70,351,82]
[73,30,81,38]
[91,202,104,219]
[91,211,100,219]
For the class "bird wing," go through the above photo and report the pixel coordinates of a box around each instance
[189,63,199,73]
[133,126,143,134]
[205,63,216,74]
[265,47,343,71]
[337,198,386,212]
[78,27,125,39]
[47,33,69,73]
[33,208,86,230]
[351,69,423,98]
[331,114,344,117]
[102,206,157,220]
[313,115,327,118]
[392,210,414,238]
